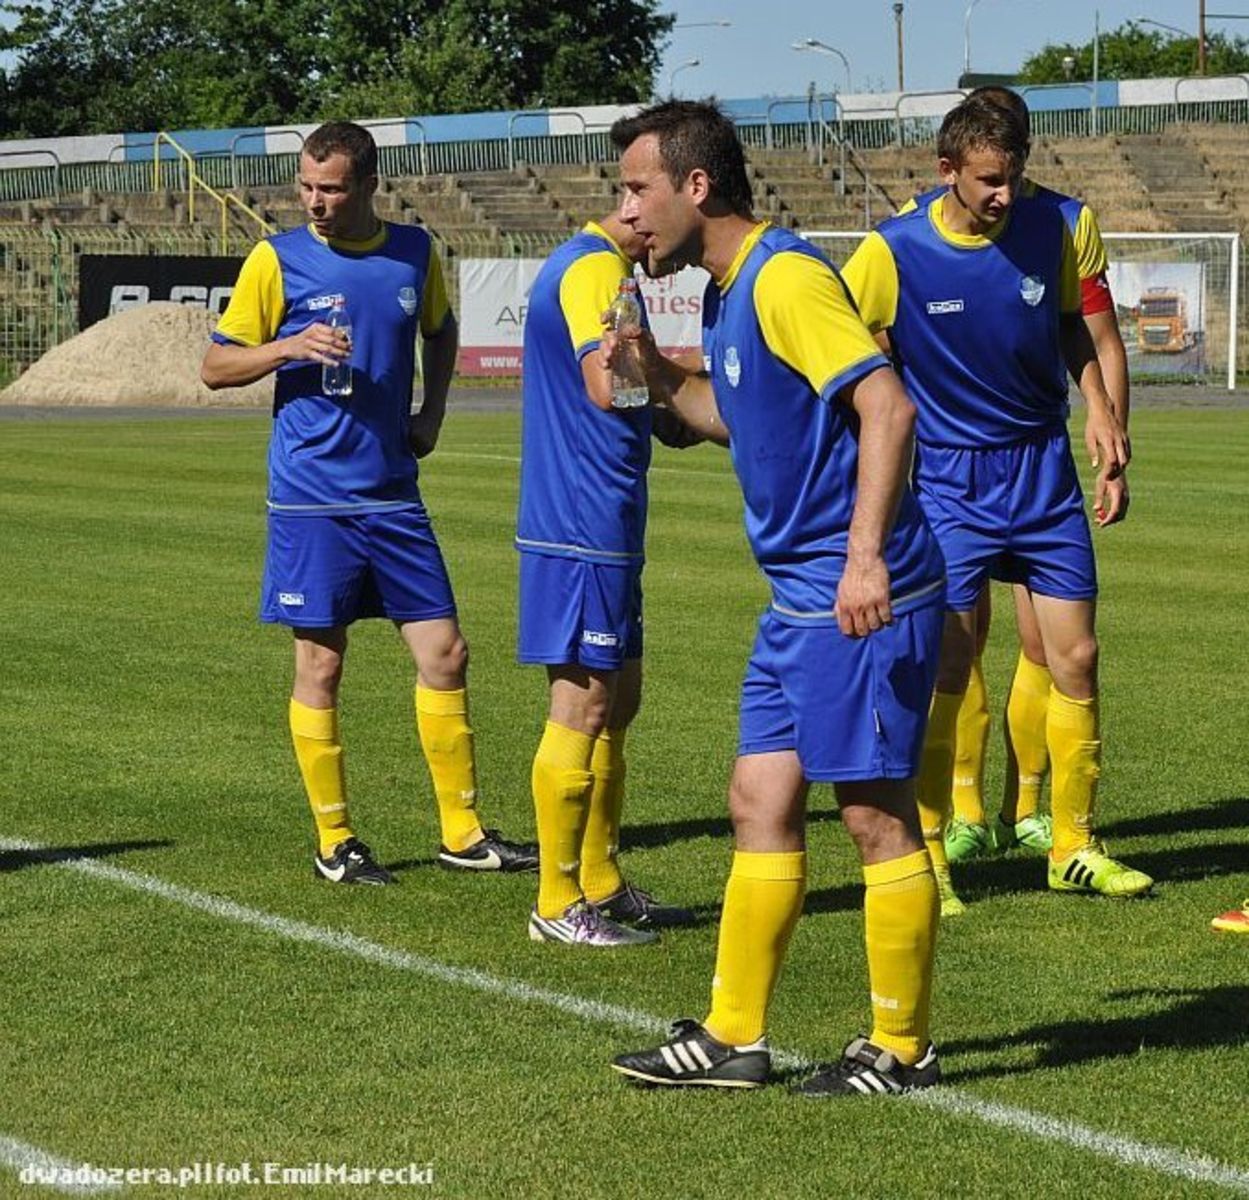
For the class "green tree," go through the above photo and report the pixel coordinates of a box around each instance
[0,0,672,138]
[1018,20,1249,83]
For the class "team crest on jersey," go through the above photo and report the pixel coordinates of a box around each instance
[724,346,742,388]
[1020,275,1046,307]
[397,286,419,316]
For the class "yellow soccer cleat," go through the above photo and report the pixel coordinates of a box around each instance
[1048,840,1153,898]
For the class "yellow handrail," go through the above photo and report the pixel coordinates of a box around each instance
[151,131,274,242]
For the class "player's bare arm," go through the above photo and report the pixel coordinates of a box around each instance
[201,321,348,389]
[834,365,915,638]
[1085,308,1131,527]
[1059,313,1130,521]
[410,314,458,458]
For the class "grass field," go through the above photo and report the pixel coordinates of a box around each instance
[1,404,1247,1199]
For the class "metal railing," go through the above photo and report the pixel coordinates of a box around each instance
[150,132,273,241]
[508,110,588,170]
[0,149,61,201]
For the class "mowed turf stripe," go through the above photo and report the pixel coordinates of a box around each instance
[0,1134,123,1195]
[9,837,1249,1197]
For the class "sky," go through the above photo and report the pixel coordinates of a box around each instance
[658,0,1241,98]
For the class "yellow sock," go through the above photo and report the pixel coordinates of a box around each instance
[864,849,938,1064]
[1003,652,1052,823]
[705,850,806,1046]
[415,685,484,854]
[1048,687,1100,859]
[917,691,963,873]
[532,721,596,918]
[952,657,989,826]
[290,699,352,858]
[580,727,627,904]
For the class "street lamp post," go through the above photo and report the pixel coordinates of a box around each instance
[672,19,731,28]
[894,3,905,92]
[1136,13,1209,74]
[963,0,985,80]
[791,38,852,93]
[669,58,701,94]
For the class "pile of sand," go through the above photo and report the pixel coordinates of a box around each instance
[1,303,273,407]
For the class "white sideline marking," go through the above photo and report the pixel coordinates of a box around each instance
[6,837,1249,1196]
[910,1091,1249,1194]
[0,1135,122,1195]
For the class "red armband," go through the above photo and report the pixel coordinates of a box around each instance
[1081,272,1114,317]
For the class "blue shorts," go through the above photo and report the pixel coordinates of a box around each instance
[738,603,943,782]
[260,507,457,628]
[914,429,1097,612]
[517,553,643,671]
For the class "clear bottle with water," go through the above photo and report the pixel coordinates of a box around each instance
[322,298,353,397]
[607,277,648,409]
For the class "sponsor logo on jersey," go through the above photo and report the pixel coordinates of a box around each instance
[398,286,419,316]
[724,345,742,387]
[926,299,965,315]
[308,294,344,311]
[1020,275,1046,307]
[581,630,619,647]
[278,592,306,606]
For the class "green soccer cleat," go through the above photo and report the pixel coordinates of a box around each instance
[1047,840,1153,897]
[933,865,966,917]
[945,818,992,863]
[994,812,1053,855]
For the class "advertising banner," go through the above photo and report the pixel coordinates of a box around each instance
[458,258,709,376]
[1107,259,1207,375]
[78,255,242,329]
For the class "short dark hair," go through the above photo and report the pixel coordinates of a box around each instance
[937,95,1029,174]
[303,121,378,182]
[610,99,753,218]
[967,85,1032,143]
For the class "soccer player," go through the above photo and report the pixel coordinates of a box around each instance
[932,87,1132,868]
[1212,900,1249,933]
[518,210,696,947]
[201,121,536,884]
[607,100,948,1094]
[841,95,1150,913]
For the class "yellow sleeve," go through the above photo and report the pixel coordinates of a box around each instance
[838,230,899,335]
[1072,204,1109,280]
[559,251,627,357]
[1059,224,1081,314]
[753,251,888,398]
[420,244,452,336]
[214,240,284,346]
[896,195,918,215]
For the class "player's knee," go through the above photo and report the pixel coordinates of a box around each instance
[1054,634,1098,687]
[427,632,468,688]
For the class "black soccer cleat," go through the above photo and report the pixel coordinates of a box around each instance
[437,829,539,873]
[596,882,696,928]
[794,1037,941,1097]
[612,1018,771,1089]
[313,837,395,886]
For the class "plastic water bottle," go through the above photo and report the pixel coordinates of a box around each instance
[607,277,648,409]
[322,298,353,397]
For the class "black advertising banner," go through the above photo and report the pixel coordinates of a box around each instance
[78,255,243,329]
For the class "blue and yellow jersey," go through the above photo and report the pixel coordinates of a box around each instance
[516,221,652,564]
[703,223,944,623]
[900,179,1114,314]
[214,222,450,515]
[843,191,1080,448]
